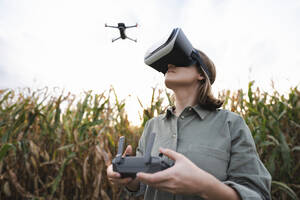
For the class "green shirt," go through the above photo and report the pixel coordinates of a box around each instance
[126,104,271,200]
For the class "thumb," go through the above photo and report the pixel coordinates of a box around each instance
[159,148,182,161]
[122,145,132,157]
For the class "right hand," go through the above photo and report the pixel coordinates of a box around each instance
[107,145,135,186]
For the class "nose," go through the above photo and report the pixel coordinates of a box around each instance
[167,64,176,69]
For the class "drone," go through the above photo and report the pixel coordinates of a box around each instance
[105,22,138,43]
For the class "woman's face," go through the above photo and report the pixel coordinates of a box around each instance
[164,64,204,90]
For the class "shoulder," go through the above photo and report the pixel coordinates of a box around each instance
[145,114,166,125]
[142,115,163,132]
[142,114,169,133]
[215,108,244,123]
[143,117,156,127]
[140,116,164,142]
[216,110,254,143]
[213,109,249,134]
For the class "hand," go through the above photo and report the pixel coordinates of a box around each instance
[106,145,135,186]
[136,147,213,195]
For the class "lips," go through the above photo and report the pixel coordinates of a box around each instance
[167,70,175,73]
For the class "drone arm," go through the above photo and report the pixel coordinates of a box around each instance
[126,36,137,42]
[105,24,118,28]
[125,23,138,28]
[112,37,121,42]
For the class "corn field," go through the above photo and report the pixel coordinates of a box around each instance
[0,82,299,200]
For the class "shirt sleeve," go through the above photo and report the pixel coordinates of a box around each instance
[223,115,272,200]
[124,120,151,197]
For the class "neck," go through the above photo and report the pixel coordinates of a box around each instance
[172,86,198,117]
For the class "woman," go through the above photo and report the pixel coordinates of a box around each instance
[107,48,272,200]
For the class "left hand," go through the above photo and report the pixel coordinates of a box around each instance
[136,147,213,195]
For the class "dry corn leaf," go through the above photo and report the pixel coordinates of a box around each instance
[96,142,108,158]
[41,150,50,162]
[101,189,111,200]
[3,181,11,197]
[31,155,38,170]
[29,140,40,159]
[92,165,103,200]
[7,167,34,198]
[83,155,89,185]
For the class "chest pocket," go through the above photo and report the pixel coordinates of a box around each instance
[184,144,229,181]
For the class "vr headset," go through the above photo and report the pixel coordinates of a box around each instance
[144,28,213,84]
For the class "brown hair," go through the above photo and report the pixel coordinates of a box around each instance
[195,49,224,110]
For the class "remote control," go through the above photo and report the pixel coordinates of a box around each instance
[112,132,174,178]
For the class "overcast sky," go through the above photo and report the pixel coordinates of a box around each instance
[1,0,300,125]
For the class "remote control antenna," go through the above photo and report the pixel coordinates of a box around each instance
[144,133,156,164]
[115,136,125,164]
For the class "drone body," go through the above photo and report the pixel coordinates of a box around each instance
[105,22,138,42]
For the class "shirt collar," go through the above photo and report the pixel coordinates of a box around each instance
[162,105,176,120]
[162,104,211,120]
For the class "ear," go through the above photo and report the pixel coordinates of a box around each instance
[197,74,204,81]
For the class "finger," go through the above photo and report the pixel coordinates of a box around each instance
[159,148,182,161]
[107,166,118,177]
[122,145,132,157]
[136,171,170,185]
[110,177,133,185]
[109,172,121,178]
[107,166,121,178]
[152,182,174,192]
[159,187,176,194]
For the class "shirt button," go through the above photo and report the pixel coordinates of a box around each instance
[180,115,185,119]
[188,107,192,111]
[172,134,176,138]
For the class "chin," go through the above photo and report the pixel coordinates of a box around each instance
[164,79,172,89]
[164,78,178,90]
